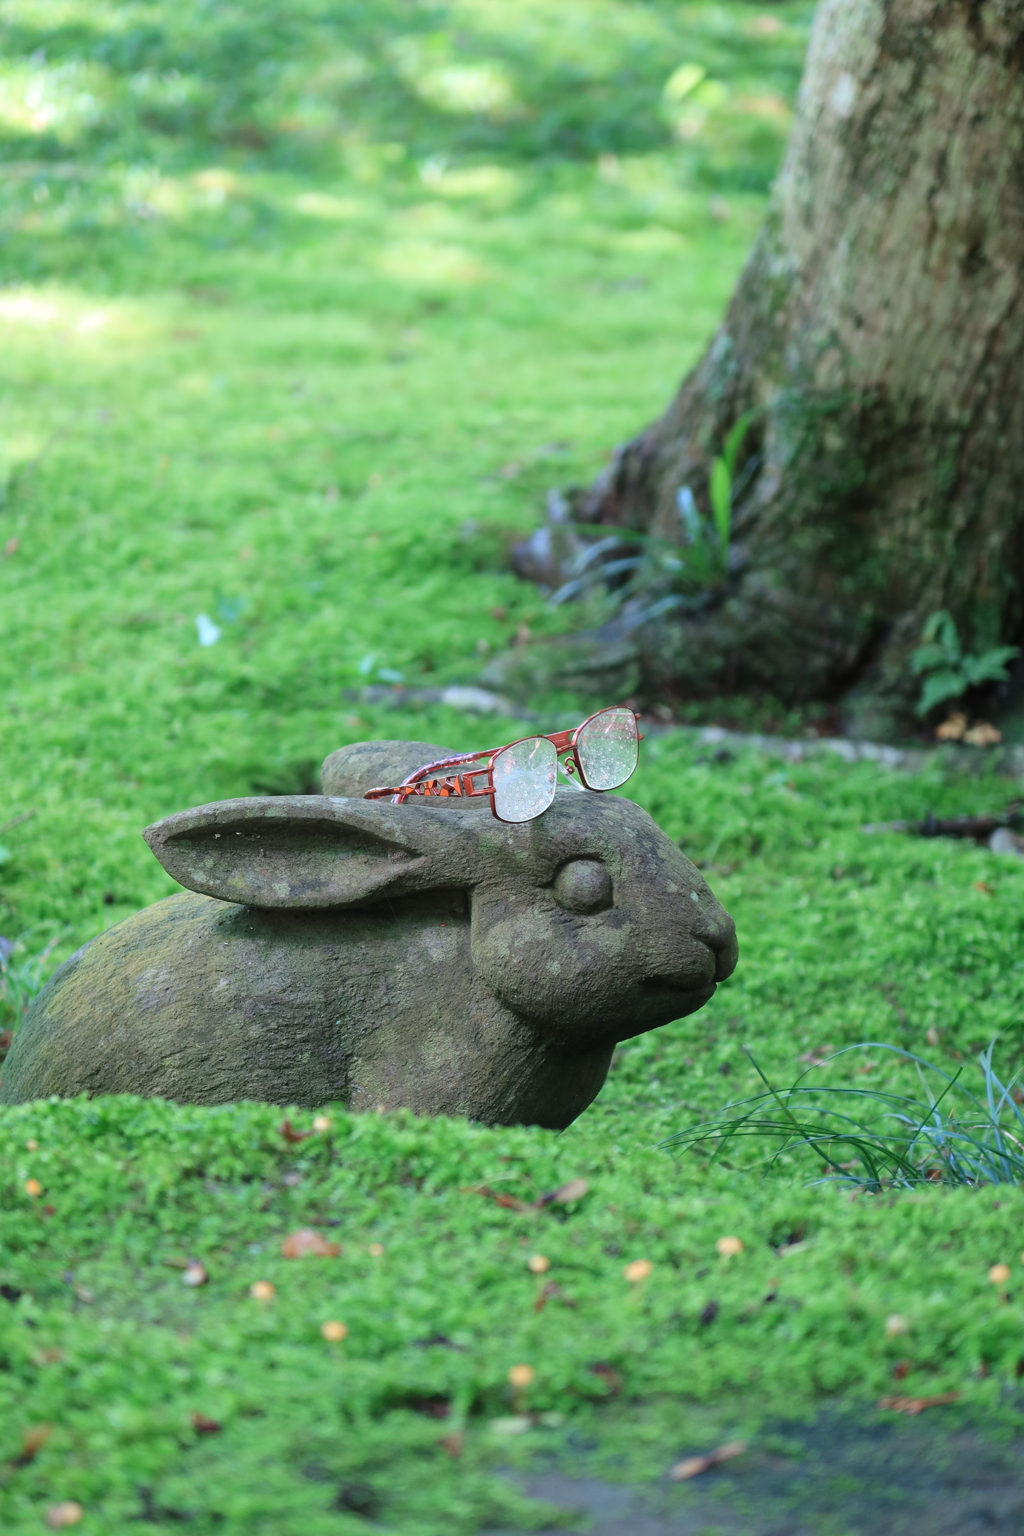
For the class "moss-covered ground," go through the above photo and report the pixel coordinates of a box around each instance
[4,0,1024,1529]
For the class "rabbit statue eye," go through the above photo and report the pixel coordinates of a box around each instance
[552,859,613,914]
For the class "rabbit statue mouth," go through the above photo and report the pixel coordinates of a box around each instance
[644,937,737,999]
[643,973,717,1002]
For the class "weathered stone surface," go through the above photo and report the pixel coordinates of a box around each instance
[0,741,737,1127]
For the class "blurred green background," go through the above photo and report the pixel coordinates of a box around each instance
[0,0,810,955]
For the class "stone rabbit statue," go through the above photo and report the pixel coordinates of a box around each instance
[0,739,737,1128]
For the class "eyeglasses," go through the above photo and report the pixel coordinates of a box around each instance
[363,705,641,824]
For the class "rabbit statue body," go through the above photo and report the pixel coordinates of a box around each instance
[0,740,737,1128]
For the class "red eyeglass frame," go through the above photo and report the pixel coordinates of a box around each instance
[363,705,642,821]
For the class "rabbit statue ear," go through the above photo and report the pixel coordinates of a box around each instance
[144,796,474,910]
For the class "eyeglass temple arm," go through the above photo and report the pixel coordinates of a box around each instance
[397,747,496,788]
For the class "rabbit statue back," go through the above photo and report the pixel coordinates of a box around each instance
[0,740,737,1127]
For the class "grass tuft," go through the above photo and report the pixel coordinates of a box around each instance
[665,1042,1024,1189]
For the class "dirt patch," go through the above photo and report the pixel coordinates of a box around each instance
[492,1410,1024,1534]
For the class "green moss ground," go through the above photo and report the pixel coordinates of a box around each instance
[4,1,1024,1529]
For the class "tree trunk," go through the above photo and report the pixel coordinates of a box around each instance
[559,0,1024,736]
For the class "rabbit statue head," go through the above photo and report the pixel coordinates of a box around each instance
[0,739,737,1127]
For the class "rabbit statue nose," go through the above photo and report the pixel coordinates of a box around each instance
[692,897,739,983]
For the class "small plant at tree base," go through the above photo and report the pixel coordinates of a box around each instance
[664,1042,1024,1189]
[909,610,1018,718]
[550,412,758,624]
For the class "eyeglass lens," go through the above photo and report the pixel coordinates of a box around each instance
[575,706,638,791]
[491,736,558,822]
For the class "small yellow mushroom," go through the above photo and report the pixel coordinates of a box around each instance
[46,1504,84,1530]
[624,1259,653,1282]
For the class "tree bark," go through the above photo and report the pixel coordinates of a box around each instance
[561,0,1024,736]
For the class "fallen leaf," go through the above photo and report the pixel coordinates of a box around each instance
[536,1177,589,1207]
[716,1236,743,1258]
[989,1263,1011,1285]
[975,881,996,896]
[964,721,1002,746]
[191,1412,222,1435]
[670,1441,748,1480]
[412,1333,466,1351]
[281,1228,342,1259]
[527,1254,550,1274]
[182,1262,208,1287]
[878,1392,961,1415]
[4,537,19,558]
[892,1360,910,1380]
[624,1259,653,1282]
[508,1363,535,1388]
[46,1504,84,1529]
[440,1430,465,1458]
[533,1280,573,1314]
[589,1362,622,1395]
[25,1138,38,1151]
[367,1242,384,1258]
[464,1183,533,1212]
[926,1026,940,1046]
[797,1044,835,1065]
[20,1423,53,1461]
[33,1349,64,1366]
[321,1320,348,1342]
[935,712,967,741]
[279,1119,314,1144]
[249,1280,275,1301]
[25,1178,42,1198]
